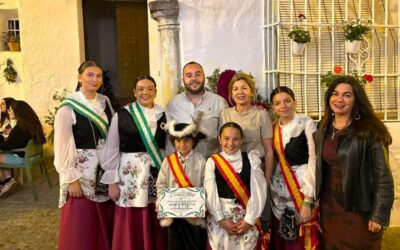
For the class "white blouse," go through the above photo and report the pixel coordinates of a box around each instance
[204,150,267,226]
[270,114,317,219]
[156,151,206,197]
[100,102,167,184]
[296,115,317,199]
[53,91,114,185]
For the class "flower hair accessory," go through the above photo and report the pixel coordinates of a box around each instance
[321,65,374,87]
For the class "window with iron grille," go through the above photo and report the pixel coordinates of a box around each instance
[264,0,399,121]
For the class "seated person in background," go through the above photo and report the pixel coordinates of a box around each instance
[0,100,46,197]
[0,97,16,134]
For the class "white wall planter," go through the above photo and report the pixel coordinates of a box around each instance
[345,40,362,54]
[292,41,307,56]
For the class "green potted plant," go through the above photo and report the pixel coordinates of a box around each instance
[343,19,371,54]
[3,58,17,83]
[320,65,374,87]
[288,14,311,56]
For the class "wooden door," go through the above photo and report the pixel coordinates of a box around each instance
[116,2,149,106]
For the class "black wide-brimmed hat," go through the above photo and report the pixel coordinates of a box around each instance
[162,120,206,141]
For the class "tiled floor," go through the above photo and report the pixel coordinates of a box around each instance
[0,157,59,250]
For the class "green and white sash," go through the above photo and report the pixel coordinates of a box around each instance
[60,98,109,139]
[128,102,163,170]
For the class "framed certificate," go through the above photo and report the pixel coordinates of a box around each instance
[158,187,205,218]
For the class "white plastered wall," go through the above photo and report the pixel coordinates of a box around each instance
[387,123,400,227]
[148,0,265,105]
[18,0,84,117]
[0,0,85,154]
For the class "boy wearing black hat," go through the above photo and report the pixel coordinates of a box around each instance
[156,120,207,250]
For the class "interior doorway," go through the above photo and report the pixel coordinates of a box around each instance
[82,0,150,106]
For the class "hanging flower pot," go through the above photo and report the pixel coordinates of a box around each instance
[292,41,307,56]
[3,58,17,83]
[345,40,361,54]
[288,14,310,56]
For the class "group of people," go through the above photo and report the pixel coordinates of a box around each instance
[54,60,394,250]
[0,97,46,197]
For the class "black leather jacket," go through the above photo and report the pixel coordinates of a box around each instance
[314,125,394,227]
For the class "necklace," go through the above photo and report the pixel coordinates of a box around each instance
[331,119,351,140]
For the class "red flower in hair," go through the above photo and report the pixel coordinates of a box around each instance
[333,65,343,75]
[362,74,374,83]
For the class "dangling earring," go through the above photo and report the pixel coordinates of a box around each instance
[353,110,361,120]
[331,112,335,117]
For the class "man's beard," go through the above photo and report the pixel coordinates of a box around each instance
[184,81,205,95]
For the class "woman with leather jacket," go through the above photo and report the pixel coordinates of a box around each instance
[311,76,394,249]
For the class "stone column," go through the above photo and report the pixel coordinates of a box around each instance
[149,0,180,106]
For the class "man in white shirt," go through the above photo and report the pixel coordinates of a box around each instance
[167,62,228,157]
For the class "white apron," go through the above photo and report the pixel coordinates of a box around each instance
[207,198,258,250]
[115,152,153,207]
[59,148,110,208]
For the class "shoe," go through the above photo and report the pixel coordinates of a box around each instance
[0,178,17,197]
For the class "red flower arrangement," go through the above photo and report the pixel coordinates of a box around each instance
[362,74,374,83]
[298,14,306,20]
[321,65,373,87]
[334,65,343,74]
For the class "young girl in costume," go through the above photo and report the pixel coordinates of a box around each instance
[205,122,267,250]
[269,86,319,249]
[156,120,207,250]
[54,61,115,250]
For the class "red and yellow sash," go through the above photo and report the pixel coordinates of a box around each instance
[272,122,320,250]
[211,153,268,250]
[211,153,250,207]
[167,152,193,188]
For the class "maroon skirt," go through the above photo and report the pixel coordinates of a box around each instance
[58,197,115,250]
[270,215,305,250]
[112,203,168,250]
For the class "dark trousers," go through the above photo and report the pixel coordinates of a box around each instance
[168,218,207,250]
